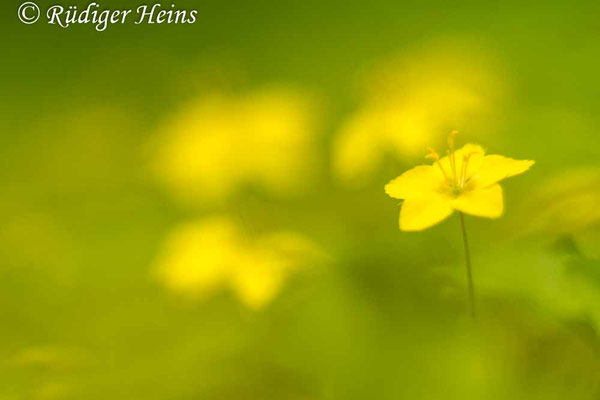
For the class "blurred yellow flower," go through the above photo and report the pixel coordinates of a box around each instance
[333,42,502,184]
[154,217,240,298]
[154,216,321,309]
[385,132,534,231]
[152,86,319,203]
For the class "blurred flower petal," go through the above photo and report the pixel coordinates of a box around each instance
[154,216,323,308]
[152,87,320,203]
[333,42,502,185]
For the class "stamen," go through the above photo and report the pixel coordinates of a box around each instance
[425,146,440,161]
[447,130,458,149]
[447,130,459,186]
[460,151,478,188]
[460,154,470,188]
[425,146,450,182]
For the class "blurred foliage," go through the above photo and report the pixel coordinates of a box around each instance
[3,0,600,399]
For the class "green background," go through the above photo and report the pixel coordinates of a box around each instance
[2,0,600,398]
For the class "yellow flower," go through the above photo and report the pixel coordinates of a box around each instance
[333,42,502,185]
[154,216,322,309]
[152,87,319,203]
[385,132,534,231]
[154,217,241,299]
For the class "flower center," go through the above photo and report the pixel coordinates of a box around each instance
[426,130,475,196]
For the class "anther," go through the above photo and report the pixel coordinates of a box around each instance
[460,151,478,188]
[425,146,440,160]
[447,130,459,186]
[425,146,450,182]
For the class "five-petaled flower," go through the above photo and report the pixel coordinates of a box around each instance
[385,131,534,231]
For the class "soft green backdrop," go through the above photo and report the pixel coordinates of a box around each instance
[2,0,600,399]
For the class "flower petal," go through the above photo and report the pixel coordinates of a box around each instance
[230,250,287,309]
[474,155,535,188]
[399,194,454,231]
[439,143,486,181]
[333,111,385,184]
[385,165,445,199]
[453,184,504,218]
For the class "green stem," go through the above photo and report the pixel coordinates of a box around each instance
[459,212,476,320]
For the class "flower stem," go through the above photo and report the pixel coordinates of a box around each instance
[459,212,476,320]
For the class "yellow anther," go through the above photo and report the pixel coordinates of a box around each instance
[425,146,440,160]
[460,151,479,188]
[448,130,458,149]
[447,130,459,186]
[426,146,450,182]
[460,154,470,188]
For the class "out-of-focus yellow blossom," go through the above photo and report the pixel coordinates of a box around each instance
[333,43,502,184]
[519,168,600,258]
[152,87,319,203]
[154,217,240,299]
[385,132,534,231]
[154,216,322,309]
